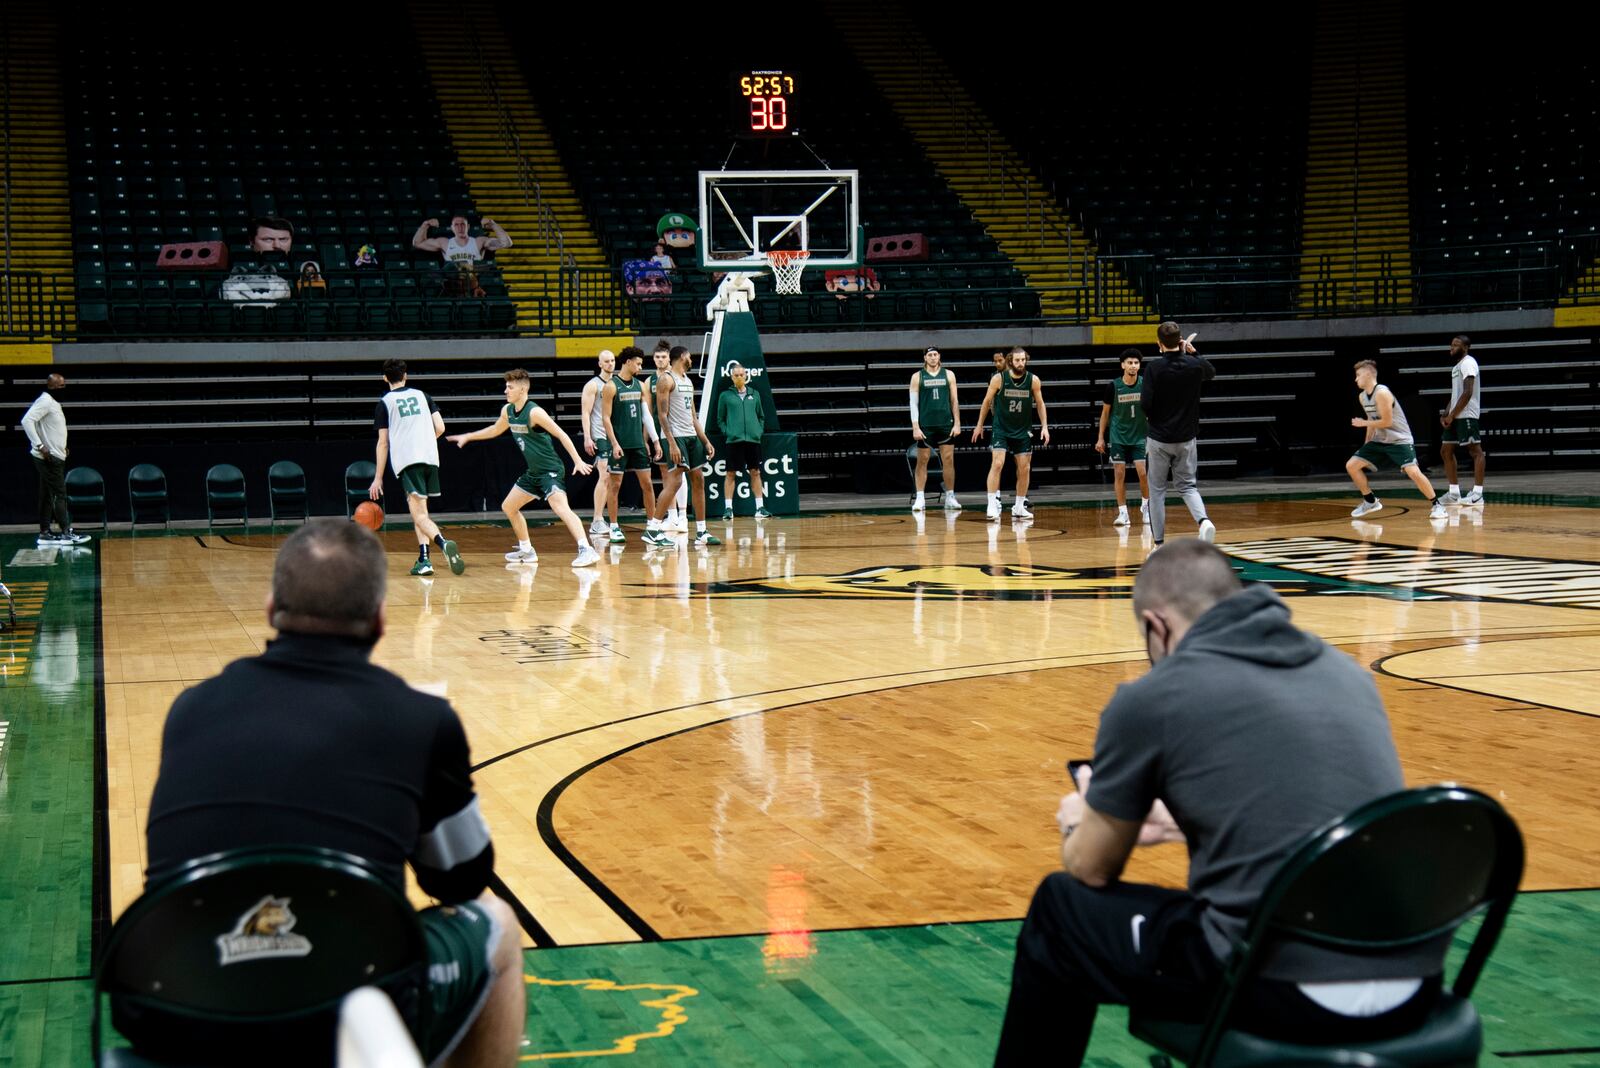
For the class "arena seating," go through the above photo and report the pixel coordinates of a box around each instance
[65,12,516,338]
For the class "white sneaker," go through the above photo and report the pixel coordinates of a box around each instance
[665,515,689,533]
[986,499,1002,521]
[1113,507,1130,527]
[608,525,626,544]
[1463,488,1484,506]
[1351,499,1383,518]
[942,491,961,511]
[1140,500,1150,525]
[572,544,601,568]
[911,494,926,512]
[1011,500,1033,519]
[1198,519,1217,543]
[1429,499,1448,520]
[588,517,609,535]
[1437,490,1461,505]
[504,546,539,563]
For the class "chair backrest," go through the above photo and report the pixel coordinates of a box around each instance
[128,463,167,491]
[67,466,107,498]
[206,464,246,491]
[269,460,307,490]
[1192,786,1523,1066]
[95,847,426,1067]
[344,460,377,490]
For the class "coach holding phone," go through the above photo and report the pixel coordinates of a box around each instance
[1142,322,1216,546]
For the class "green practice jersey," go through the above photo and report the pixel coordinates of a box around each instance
[507,401,561,473]
[995,371,1036,436]
[609,374,647,449]
[1107,376,1147,445]
[917,368,953,427]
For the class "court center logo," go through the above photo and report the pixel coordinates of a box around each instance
[216,895,313,966]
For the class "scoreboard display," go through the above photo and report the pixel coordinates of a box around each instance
[732,70,796,137]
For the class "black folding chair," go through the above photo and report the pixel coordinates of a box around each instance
[1132,784,1524,1067]
[94,847,428,1067]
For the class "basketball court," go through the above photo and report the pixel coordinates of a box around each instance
[4,472,1586,1061]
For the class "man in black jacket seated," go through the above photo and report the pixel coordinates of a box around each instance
[142,519,524,1067]
[994,541,1441,1065]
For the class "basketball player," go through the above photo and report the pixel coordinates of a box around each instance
[446,369,600,569]
[368,359,463,577]
[601,346,664,541]
[643,346,720,549]
[1347,360,1447,519]
[1095,349,1151,527]
[1439,334,1487,507]
[580,349,618,537]
[910,346,962,512]
[648,340,689,532]
[973,347,1050,520]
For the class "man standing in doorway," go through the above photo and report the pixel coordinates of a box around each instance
[22,373,91,545]
[369,359,464,577]
[1142,323,1216,546]
[1438,334,1487,507]
[973,347,1049,521]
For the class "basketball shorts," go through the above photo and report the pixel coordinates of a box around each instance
[515,469,567,500]
[1353,441,1420,470]
[1109,440,1146,464]
[591,437,613,465]
[671,435,708,471]
[724,440,762,471]
[619,446,652,472]
[399,464,441,499]
[916,424,954,448]
[994,431,1033,455]
[419,900,502,1063]
[1442,418,1482,446]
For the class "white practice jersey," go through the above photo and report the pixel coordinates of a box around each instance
[666,370,696,437]
[587,376,609,442]
[1361,385,1414,445]
[375,387,440,474]
[1450,355,1481,420]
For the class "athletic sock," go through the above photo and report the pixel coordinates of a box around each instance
[432,533,446,550]
[1449,484,1461,495]
[755,496,764,508]
[419,543,430,560]
[696,521,707,534]
[1363,493,1377,504]
[518,539,532,552]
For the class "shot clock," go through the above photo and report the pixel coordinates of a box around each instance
[732,70,797,137]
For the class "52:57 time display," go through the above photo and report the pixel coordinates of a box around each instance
[732,71,798,137]
[739,75,795,96]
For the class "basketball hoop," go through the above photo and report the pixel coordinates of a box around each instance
[765,249,811,295]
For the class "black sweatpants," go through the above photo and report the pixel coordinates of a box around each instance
[33,455,70,532]
[994,873,1438,1065]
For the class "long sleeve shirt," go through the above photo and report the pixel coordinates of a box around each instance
[22,391,68,459]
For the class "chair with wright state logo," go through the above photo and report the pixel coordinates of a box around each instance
[94,846,428,1067]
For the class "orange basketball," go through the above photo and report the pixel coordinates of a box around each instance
[353,501,384,531]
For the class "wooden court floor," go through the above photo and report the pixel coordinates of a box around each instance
[3,490,1598,1063]
[98,492,1600,955]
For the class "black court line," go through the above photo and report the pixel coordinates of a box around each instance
[192,535,207,547]
[487,872,556,949]
[91,546,112,965]
[0,974,93,987]
[1495,1048,1600,1058]
[530,660,1122,945]
[472,652,1126,772]
[1371,649,1600,723]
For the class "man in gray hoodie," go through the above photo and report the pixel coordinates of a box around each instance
[995,541,1439,1065]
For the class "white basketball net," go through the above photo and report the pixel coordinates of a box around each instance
[765,250,811,295]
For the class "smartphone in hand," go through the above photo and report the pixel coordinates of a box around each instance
[1066,759,1093,792]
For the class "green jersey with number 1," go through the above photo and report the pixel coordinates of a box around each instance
[917,369,953,428]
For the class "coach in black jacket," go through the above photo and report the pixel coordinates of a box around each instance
[1141,322,1217,544]
[141,520,524,1067]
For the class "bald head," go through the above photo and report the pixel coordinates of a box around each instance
[46,374,65,390]
[1133,541,1243,625]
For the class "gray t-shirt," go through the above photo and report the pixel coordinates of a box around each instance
[1088,585,1429,980]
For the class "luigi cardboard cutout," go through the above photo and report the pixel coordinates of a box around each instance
[657,212,698,256]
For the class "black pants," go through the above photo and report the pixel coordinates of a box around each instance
[994,873,1438,1065]
[33,455,70,532]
